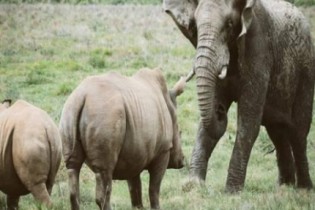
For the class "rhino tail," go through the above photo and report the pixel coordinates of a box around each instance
[59,92,86,167]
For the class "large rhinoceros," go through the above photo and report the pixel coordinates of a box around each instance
[59,68,186,210]
[0,99,62,210]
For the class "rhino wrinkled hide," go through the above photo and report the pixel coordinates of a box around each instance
[59,68,185,210]
[0,100,62,209]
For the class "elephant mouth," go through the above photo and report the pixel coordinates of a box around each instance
[218,65,228,79]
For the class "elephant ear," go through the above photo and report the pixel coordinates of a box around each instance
[236,0,256,63]
[163,0,198,47]
[237,0,256,39]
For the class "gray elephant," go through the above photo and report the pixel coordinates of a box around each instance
[163,0,314,192]
[59,68,185,210]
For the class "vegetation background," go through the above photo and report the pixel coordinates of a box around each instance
[0,0,315,209]
[0,0,315,5]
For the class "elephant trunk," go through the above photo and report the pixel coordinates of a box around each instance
[195,30,218,130]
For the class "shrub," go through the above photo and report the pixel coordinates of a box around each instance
[25,62,55,85]
[56,83,74,96]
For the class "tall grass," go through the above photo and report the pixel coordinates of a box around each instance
[0,4,315,210]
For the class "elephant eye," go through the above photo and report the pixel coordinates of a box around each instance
[226,19,233,29]
[223,19,234,42]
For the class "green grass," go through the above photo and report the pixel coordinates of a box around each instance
[0,4,315,210]
[290,0,315,6]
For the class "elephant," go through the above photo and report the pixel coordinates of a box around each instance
[0,99,62,209]
[59,68,186,210]
[163,0,315,192]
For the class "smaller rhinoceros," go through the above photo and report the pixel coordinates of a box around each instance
[0,99,62,210]
[59,68,186,210]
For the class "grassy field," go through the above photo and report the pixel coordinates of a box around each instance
[1,4,315,210]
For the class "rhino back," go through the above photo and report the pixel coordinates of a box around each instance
[77,71,173,179]
[114,71,173,178]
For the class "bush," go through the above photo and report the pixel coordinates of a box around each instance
[25,62,55,85]
[56,83,74,95]
[88,48,113,69]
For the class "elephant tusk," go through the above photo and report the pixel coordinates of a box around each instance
[185,68,195,82]
[218,66,227,79]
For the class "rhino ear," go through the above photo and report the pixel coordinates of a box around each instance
[2,99,12,108]
[169,76,186,107]
[163,0,198,47]
[170,76,186,100]
[172,76,186,97]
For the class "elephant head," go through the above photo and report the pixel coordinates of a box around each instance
[163,0,255,137]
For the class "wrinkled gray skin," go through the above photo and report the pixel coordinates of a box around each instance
[164,0,315,192]
[59,68,185,210]
[0,100,62,210]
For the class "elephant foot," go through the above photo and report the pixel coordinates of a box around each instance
[278,174,295,187]
[131,203,144,209]
[224,183,243,194]
[182,176,205,192]
[297,180,313,190]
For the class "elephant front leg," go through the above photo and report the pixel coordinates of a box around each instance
[225,89,267,193]
[189,99,230,185]
[189,125,221,183]
[225,124,260,193]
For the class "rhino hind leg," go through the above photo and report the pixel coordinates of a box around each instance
[6,195,19,210]
[127,174,143,208]
[29,183,52,207]
[95,171,113,210]
[68,168,82,210]
[66,143,85,210]
[148,151,170,210]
